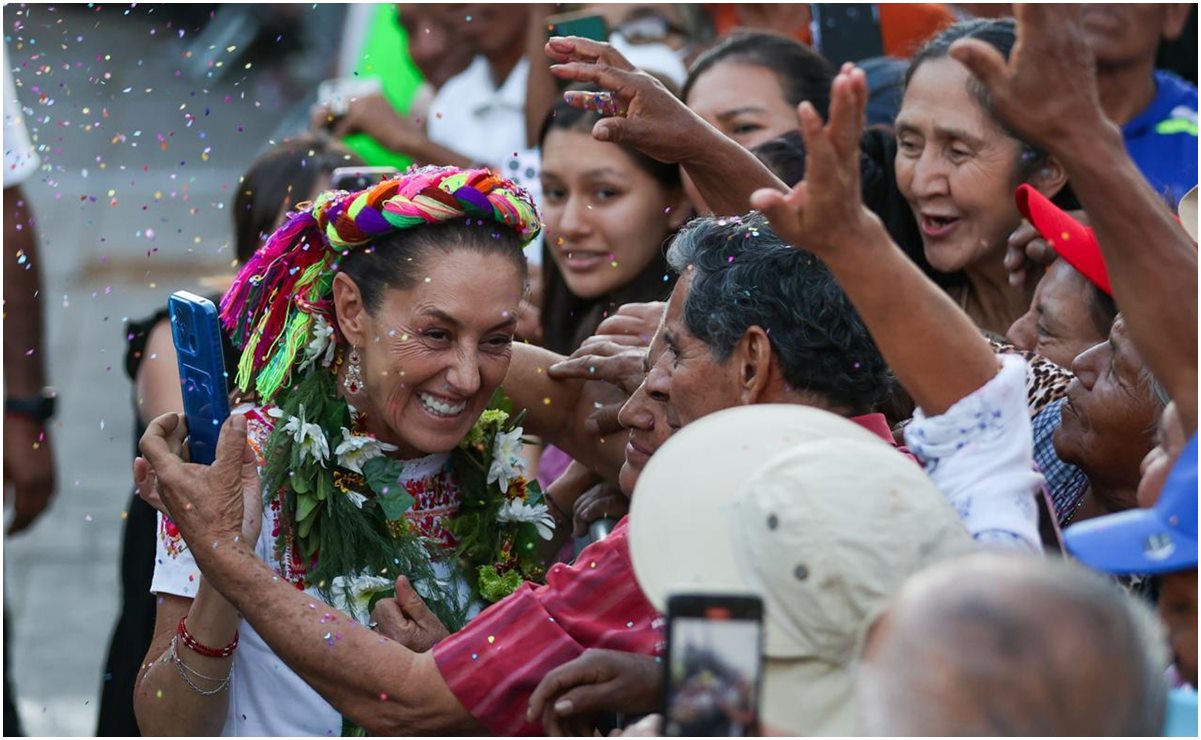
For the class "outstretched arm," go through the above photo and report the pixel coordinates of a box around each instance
[137,414,483,735]
[545,36,788,216]
[504,342,628,482]
[751,67,999,416]
[950,3,1197,432]
[753,66,1040,551]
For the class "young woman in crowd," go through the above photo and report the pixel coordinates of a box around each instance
[682,30,834,151]
[132,166,547,735]
[532,84,690,488]
[97,134,362,736]
[537,85,691,355]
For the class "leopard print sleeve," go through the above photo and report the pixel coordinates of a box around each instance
[988,338,1075,417]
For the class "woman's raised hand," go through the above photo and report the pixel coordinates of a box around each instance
[750,64,879,257]
[545,36,710,164]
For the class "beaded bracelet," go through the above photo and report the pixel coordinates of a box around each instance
[177,616,239,658]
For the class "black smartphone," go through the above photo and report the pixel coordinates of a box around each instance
[812,4,885,66]
[547,12,609,42]
[168,291,232,465]
[331,166,399,192]
[662,593,764,737]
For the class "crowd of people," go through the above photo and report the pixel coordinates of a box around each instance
[5,2,1197,737]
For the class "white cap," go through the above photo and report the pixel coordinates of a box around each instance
[630,404,973,735]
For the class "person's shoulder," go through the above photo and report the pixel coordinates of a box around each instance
[1155,69,1199,108]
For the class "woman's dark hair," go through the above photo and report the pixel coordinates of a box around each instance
[751,129,807,185]
[682,30,835,119]
[536,84,684,354]
[666,212,890,415]
[339,220,528,313]
[234,134,363,264]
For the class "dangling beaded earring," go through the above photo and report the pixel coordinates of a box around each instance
[343,346,364,397]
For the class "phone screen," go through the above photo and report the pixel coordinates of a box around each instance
[664,598,763,737]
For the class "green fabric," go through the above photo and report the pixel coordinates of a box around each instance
[342,5,426,169]
[1156,117,1199,137]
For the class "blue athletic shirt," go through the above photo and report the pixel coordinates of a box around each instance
[1123,70,1198,208]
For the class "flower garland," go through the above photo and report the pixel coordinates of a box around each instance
[260,354,553,634]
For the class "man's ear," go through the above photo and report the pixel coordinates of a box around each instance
[1031,155,1069,202]
[1162,4,1192,41]
[735,326,774,405]
[665,187,695,231]
[332,272,369,348]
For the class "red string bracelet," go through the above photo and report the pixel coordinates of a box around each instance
[177,616,239,658]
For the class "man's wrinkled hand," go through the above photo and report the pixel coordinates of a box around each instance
[370,575,450,653]
[593,302,665,344]
[137,413,262,550]
[571,481,628,538]
[546,36,713,164]
[947,4,1105,151]
[312,93,428,154]
[527,649,662,736]
[549,345,647,396]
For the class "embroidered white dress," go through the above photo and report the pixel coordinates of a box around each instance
[150,406,477,735]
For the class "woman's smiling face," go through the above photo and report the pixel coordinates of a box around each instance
[334,248,523,458]
[894,58,1029,275]
[540,129,686,300]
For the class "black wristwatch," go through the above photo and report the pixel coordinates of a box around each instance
[5,387,57,423]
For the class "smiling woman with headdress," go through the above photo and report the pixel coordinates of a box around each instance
[131,165,553,736]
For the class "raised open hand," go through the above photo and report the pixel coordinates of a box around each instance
[545,36,712,164]
[948,4,1103,151]
[750,64,878,256]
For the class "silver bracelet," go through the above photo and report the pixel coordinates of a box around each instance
[168,635,233,696]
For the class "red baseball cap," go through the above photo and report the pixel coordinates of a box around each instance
[1015,184,1112,297]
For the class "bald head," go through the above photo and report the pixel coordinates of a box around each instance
[857,554,1168,736]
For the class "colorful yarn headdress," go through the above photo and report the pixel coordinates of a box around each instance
[220,165,541,402]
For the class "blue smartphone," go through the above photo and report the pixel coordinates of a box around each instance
[168,291,231,465]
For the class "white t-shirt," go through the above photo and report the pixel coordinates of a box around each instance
[151,406,475,735]
[427,54,543,265]
[4,63,39,186]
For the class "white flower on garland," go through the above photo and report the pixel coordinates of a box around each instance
[487,427,527,494]
[344,491,368,509]
[329,573,395,623]
[335,427,399,475]
[299,314,337,372]
[496,499,555,540]
[282,404,330,466]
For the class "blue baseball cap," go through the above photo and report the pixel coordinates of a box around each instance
[1064,434,1198,576]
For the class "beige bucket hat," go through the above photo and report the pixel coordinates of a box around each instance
[630,404,974,735]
